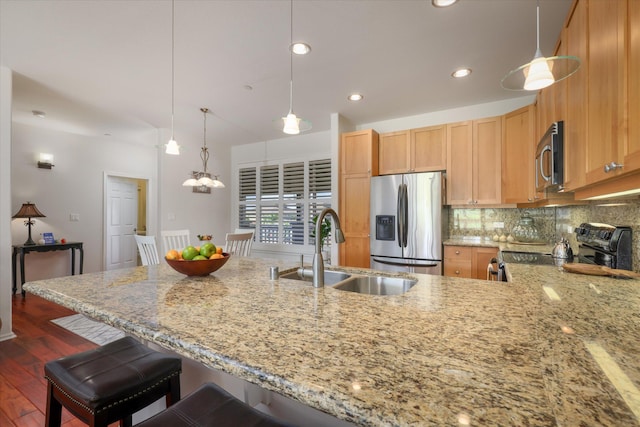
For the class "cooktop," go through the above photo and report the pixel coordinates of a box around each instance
[499,250,560,266]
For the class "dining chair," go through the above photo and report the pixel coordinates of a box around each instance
[161,229,191,254]
[225,232,254,257]
[134,235,160,266]
[234,228,255,253]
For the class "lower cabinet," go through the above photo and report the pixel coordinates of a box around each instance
[444,245,498,280]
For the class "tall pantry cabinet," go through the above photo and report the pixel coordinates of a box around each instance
[339,130,379,268]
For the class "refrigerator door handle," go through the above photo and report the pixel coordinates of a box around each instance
[372,257,438,268]
[401,183,408,248]
[396,184,403,248]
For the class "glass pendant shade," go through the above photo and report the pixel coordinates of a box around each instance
[523,50,555,90]
[165,138,180,155]
[502,54,581,91]
[283,113,300,134]
[501,2,580,91]
[182,177,198,186]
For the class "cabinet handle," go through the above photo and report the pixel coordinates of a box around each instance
[455,270,460,275]
[604,161,623,173]
[455,250,460,255]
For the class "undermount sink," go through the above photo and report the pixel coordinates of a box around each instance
[333,275,417,296]
[279,268,417,295]
[279,269,352,285]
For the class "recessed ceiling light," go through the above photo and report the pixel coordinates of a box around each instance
[290,42,311,55]
[348,93,363,101]
[452,68,472,78]
[432,0,458,7]
[32,110,46,118]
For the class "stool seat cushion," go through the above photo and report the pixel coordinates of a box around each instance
[45,336,181,413]
[137,383,297,427]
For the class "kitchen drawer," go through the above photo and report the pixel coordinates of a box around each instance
[444,260,472,278]
[444,246,473,259]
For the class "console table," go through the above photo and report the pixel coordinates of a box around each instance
[12,242,83,297]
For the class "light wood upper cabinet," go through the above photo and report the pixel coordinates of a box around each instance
[446,117,501,206]
[563,0,588,191]
[341,129,379,176]
[446,121,473,205]
[502,105,535,204]
[626,0,640,172]
[378,125,446,174]
[378,130,410,175]
[410,125,446,172]
[473,117,502,205]
[586,0,626,184]
[339,129,378,268]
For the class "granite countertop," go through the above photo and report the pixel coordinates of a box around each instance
[444,237,556,254]
[23,256,640,426]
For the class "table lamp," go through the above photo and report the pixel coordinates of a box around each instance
[12,202,46,246]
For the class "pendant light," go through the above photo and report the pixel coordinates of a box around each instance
[165,0,180,154]
[501,0,580,91]
[182,108,225,190]
[280,0,311,135]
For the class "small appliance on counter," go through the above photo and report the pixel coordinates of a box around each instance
[511,215,543,244]
[574,223,633,270]
[551,237,574,260]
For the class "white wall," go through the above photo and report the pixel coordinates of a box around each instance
[0,66,15,341]
[10,122,158,282]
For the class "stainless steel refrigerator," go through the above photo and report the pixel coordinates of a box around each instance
[370,172,446,275]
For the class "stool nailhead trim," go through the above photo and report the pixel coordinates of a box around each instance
[45,370,181,415]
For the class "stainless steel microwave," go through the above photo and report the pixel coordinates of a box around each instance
[535,121,564,193]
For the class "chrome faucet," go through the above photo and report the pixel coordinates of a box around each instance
[312,208,345,287]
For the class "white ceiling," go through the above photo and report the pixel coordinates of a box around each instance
[0,0,572,148]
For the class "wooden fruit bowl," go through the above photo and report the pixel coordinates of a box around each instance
[165,254,230,276]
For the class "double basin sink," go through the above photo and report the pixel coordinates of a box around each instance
[279,268,417,296]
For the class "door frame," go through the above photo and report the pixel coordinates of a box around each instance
[103,171,157,270]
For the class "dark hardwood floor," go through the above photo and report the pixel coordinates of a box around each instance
[0,294,98,426]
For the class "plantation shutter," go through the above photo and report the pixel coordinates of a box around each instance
[238,167,256,230]
[309,159,332,246]
[283,162,304,245]
[259,165,280,243]
[236,158,331,247]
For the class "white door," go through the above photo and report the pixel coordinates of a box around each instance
[106,177,138,270]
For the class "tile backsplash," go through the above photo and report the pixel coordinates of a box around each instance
[448,198,640,271]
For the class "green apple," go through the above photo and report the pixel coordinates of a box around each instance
[200,243,216,258]
[182,246,199,260]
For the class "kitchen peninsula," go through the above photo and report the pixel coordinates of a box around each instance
[24,256,640,426]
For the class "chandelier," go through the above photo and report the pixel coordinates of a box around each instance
[182,108,224,192]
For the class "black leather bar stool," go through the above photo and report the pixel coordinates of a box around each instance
[136,382,298,427]
[44,336,181,427]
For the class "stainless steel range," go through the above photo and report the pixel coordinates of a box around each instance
[575,223,633,270]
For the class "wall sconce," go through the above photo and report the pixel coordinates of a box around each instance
[37,153,54,169]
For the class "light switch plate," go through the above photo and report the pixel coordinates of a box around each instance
[69,213,80,222]
[492,221,505,229]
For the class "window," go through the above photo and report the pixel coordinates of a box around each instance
[238,158,331,247]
